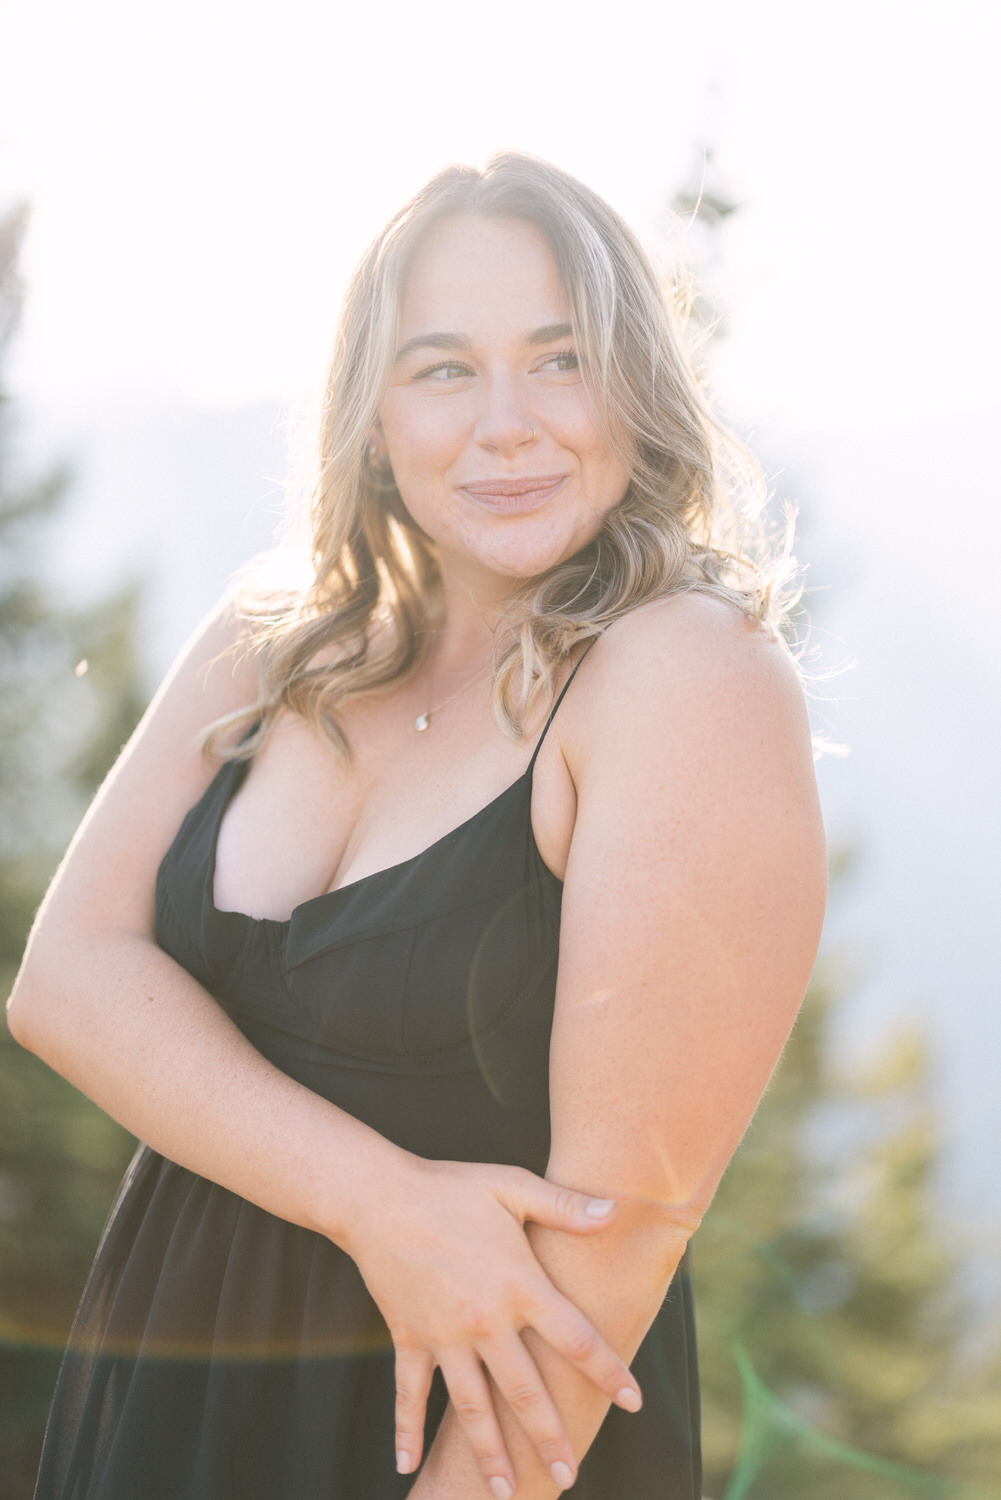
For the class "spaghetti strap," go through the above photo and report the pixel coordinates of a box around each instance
[526,639,598,775]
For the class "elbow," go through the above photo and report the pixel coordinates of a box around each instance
[6,932,65,1052]
[547,1161,707,1255]
[614,1193,702,1278]
[6,931,78,1058]
[6,965,43,1052]
[548,1166,702,1287]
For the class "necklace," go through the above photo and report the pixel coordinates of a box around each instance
[414,663,490,732]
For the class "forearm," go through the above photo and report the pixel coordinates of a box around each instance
[411,1197,689,1498]
[7,929,409,1243]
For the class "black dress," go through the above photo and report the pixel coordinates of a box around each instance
[34,674,701,1499]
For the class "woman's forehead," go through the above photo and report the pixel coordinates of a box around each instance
[398,214,569,335]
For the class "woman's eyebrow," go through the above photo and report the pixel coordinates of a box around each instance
[395,332,470,361]
[527,322,573,346]
[394,323,574,362]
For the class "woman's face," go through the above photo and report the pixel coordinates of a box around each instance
[377,214,631,601]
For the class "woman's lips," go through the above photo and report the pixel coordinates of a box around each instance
[458,474,567,514]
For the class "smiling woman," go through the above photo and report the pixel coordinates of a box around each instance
[376,216,631,589]
[8,152,826,1500]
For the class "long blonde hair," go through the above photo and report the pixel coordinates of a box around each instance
[212,151,795,757]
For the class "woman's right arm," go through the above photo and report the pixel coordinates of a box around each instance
[6,593,639,1488]
[7,595,403,1226]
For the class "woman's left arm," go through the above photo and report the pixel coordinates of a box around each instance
[411,596,828,1498]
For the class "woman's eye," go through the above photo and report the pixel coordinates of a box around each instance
[415,361,472,381]
[540,350,580,374]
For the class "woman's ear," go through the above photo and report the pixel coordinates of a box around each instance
[363,425,397,492]
[367,420,391,462]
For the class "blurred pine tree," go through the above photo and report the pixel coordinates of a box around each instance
[695,956,1001,1498]
[668,145,1001,1500]
[0,206,145,1498]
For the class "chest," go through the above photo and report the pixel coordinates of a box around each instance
[155,752,565,1101]
[211,700,575,922]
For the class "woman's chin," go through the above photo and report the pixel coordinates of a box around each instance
[471,547,575,592]
[450,524,600,593]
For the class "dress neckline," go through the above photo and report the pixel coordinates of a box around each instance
[207,762,544,929]
[205,641,595,927]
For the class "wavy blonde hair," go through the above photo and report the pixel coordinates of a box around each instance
[212,151,796,758]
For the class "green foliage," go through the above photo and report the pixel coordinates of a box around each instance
[695,958,1001,1499]
[0,205,145,1497]
[668,151,1001,1492]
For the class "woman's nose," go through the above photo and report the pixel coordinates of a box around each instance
[474,376,539,456]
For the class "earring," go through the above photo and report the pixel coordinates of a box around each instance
[362,443,398,493]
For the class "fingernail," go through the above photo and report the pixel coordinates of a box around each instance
[617,1385,642,1412]
[584,1197,615,1218]
[550,1460,576,1489]
[489,1479,514,1500]
[396,1450,414,1475]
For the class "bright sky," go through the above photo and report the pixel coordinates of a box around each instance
[1,0,998,429]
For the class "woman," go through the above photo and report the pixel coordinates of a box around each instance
[9,153,826,1499]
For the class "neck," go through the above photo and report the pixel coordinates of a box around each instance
[429,565,516,671]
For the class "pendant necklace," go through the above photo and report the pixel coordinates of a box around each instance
[414,661,491,732]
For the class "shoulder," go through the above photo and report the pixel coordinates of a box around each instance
[142,586,262,754]
[562,592,809,777]
[87,582,262,826]
[593,589,797,683]
[552,591,825,914]
[13,584,263,951]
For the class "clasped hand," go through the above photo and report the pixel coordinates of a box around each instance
[341,1155,642,1496]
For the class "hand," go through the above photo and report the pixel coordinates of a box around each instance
[341,1156,643,1496]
